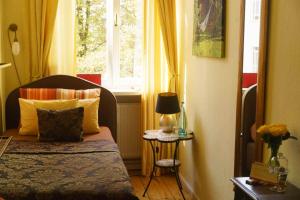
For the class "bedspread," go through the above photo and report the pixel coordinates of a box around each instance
[0,141,137,200]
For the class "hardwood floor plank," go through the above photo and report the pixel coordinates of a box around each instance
[130,176,149,200]
[130,175,192,200]
[141,176,172,199]
[162,175,183,199]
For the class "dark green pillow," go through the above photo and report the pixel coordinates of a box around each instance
[37,107,84,142]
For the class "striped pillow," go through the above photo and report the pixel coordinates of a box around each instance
[19,88,101,100]
[19,88,57,100]
[56,89,76,99]
[75,88,101,99]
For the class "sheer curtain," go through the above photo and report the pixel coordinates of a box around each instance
[142,0,179,176]
[28,0,59,80]
[48,0,76,75]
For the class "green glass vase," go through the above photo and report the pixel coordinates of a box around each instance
[178,102,187,137]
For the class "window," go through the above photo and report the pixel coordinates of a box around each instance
[251,0,261,21]
[243,0,261,74]
[76,0,107,74]
[75,0,143,90]
[252,46,259,71]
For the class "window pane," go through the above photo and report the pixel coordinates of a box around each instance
[243,0,261,73]
[119,0,142,78]
[76,0,107,73]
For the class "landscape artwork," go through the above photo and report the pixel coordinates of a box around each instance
[192,0,225,58]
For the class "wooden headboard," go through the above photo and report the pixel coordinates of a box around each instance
[241,84,257,175]
[5,75,117,141]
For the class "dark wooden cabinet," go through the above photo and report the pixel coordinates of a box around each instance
[231,177,300,200]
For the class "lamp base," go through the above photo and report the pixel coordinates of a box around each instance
[159,114,176,133]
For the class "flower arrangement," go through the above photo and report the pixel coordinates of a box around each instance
[258,124,297,150]
[257,124,297,171]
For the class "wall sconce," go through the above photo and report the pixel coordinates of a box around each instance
[8,24,21,55]
[8,23,22,86]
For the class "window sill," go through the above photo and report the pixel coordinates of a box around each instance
[113,91,141,96]
[113,91,141,103]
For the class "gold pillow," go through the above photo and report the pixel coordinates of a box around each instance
[19,98,78,135]
[77,98,100,134]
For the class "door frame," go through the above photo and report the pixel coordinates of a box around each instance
[234,0,270,176]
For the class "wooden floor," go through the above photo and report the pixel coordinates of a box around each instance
[130,175,192,200]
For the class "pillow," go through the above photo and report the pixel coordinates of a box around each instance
[20,88,101,100]
[57,88,101,99]
[18,98,78,135]
[33,99,79,110]
[77,98,100,134]
[37,107,84,142]
[56,88,76,99]
[75,88,101,99]
[19,88,57,100]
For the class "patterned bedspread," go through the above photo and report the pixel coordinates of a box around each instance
[0,140,137,200]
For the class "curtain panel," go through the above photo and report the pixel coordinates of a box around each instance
[142,0,179,176]
[49,0,76,76]
[28,0,58,80]
[156,0,179,94]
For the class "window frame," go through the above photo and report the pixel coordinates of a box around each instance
[76,0,143,91]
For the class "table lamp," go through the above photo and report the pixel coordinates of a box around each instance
[156,92,180,133]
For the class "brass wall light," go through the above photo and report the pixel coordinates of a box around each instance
[8,23,22,85]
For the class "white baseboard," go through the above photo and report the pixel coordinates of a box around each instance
[179,173,200,200]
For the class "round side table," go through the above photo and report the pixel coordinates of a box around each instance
[142,130,193,200]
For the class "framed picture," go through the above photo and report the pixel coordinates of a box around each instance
[192,0,225,58]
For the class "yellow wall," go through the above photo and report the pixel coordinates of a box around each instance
[177,1,240,199]
[265,0,300,187]
[0,0,3,132]
[2,0,31,100]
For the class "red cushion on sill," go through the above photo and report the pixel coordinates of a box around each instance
[76,74,101,85]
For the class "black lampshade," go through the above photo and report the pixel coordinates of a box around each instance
[155,92,180,114]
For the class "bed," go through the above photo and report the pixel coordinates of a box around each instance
[0,75,137,200]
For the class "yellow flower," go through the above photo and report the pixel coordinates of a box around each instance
[268,124,288,136]
[257,124,288,137]
[257,125,270,134]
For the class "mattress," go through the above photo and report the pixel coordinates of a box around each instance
[3,126,114,142]
[0,128,137,200]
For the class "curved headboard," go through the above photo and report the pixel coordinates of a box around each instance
[5,75,117,141]
[241,84,257,143]
[241,84,257,175]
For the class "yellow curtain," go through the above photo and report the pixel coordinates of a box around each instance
[156,0,179,94]
[28,0,59,80]
[142,0,177,176]
[49,0,76,75]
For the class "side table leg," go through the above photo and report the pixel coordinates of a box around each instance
[175,168,185,200]
[173,141,185,200]
[142,167,156,197]
[175,168,183,189]
[143,141,156,197]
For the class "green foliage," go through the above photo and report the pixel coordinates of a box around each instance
[262,134,283,149]
[76,0,107,73]
[261,132,297,150]
[120,0,140,78]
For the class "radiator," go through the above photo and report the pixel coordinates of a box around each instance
[116,94,142,170]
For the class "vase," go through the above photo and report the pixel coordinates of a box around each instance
[269,153,289,193]
[178,102,187,137]
[268,145,280,174]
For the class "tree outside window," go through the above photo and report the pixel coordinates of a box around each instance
[75,0,143,89]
